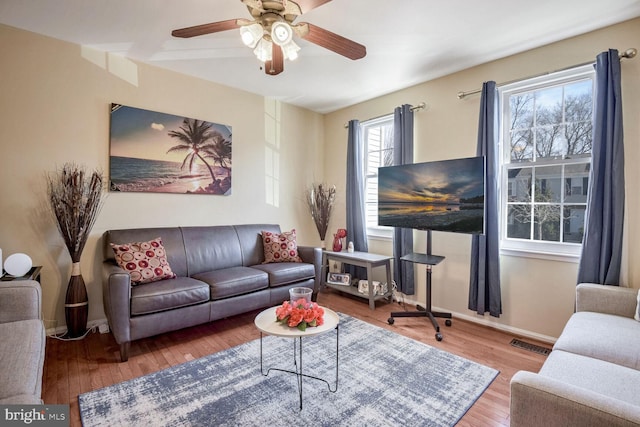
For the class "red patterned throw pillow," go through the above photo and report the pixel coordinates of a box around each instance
[110,237,176,285]
[262,229,303,263]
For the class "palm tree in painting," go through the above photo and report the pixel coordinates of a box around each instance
[205,133,232,176]
[166,118,220,183]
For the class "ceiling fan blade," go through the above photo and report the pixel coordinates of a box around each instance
[265,44,284,75]
[171,19,241,38]
[294,0,333,13]
[295,22,366,60]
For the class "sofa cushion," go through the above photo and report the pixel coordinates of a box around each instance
[234,224,281,266]
[111,237,177,284]
[104,228,188,277]
[181,226,243,275]
[553,311,640,370]
[131,277,209,316]
[192,267,269,300]
[0,319,45,403]
[251,262,315,288]
[261,229,302,263]
[540,350,640,407]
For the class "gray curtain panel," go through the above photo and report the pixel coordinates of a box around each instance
[469,81,502,317]
[346,120,369,279]
[577,49,625,285]
[393,105,416,295]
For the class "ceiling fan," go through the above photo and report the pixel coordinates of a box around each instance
[171,0,366,75]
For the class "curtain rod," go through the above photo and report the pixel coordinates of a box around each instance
[457,47,637,100]
[343,102,427,128]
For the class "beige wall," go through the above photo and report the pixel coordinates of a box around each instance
[324,18,640,341]
[0,24,324,330]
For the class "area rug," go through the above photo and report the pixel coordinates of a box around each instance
[79,314,498,427]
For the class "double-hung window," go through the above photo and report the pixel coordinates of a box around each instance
[500,65,594,258]
[363,116,394,238]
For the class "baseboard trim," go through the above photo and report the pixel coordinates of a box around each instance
[46,318,109,337]
[446,309,557,344]
[397,296,557,345]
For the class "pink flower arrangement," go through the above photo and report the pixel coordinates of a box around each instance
[275,299,325,331]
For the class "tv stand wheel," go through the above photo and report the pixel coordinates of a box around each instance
[445,319,452,327]
[436,333,443,341]
[387,317,395,325]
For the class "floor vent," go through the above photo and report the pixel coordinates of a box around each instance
[510,338,552,355]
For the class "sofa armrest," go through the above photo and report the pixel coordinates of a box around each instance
[298,246,322,300]
[511,371,640,426]
[576,283,637,318]
[0,280,42,324]
[102,262,132,345]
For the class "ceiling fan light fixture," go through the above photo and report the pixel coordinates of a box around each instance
[171,0,367,76]
[271,21,293,46]
[281,40,301,61]
[240,23,263,48]
[253,38,273,62]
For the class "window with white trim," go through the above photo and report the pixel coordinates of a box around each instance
[500,65,594,258]
[363,115,394,238]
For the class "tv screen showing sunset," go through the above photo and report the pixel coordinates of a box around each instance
[378,156,485,234]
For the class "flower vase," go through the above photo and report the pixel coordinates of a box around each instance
[332,234,343,252]
[65,262,88,338]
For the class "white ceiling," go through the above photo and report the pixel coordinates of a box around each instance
[2,0,639,113]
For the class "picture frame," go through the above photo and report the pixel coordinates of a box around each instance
[109,103,232,195]
[327,272,351,286]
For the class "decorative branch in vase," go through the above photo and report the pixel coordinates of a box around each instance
[47,163,105,338]
[305,183,336,249]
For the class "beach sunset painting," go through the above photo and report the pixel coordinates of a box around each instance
[378,157,485,234]
[109,104,232,195]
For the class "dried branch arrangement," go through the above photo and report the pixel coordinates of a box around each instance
[306,183,336,242]
[46,163,106,262]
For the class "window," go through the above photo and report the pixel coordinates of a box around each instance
[500,65,594,258]
[363,115,394,237]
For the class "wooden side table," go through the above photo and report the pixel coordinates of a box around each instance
[1,266,42,282]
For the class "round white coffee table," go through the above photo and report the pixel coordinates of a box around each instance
[254,305,340,410]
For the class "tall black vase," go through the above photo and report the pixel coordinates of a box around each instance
[65,263,88,338]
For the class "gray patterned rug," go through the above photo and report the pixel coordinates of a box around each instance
[79,314,498,426]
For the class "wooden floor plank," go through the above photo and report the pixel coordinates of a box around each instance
[42,290,548,426]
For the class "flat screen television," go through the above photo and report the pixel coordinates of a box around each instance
[378,156,485,234]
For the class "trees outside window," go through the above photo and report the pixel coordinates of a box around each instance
[500,65,594,257]
[362,116,394,237]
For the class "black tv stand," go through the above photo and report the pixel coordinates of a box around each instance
[388,231,452,341]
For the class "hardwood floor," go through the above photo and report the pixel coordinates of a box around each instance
[43,290,548,426]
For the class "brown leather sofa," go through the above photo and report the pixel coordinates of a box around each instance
[102,224,321,361]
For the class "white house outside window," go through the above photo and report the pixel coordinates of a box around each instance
[363,115,394,238]
[500,65,594,259]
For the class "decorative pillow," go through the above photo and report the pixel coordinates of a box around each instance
[262,229,303,263]
[635,290,640,321]
[110,237,176,285]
